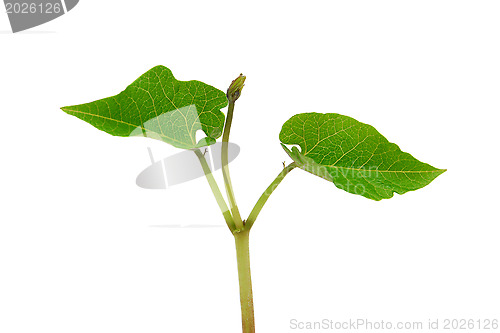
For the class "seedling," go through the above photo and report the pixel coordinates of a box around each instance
[61,66,445,333]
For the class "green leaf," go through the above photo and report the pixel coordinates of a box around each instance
[61,66,228,149]
[280,113,445,201]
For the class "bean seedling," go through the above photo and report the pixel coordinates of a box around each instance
[61,66,445,333]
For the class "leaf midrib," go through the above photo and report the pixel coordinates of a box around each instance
[61,107,190,147]
[304,161,444,174]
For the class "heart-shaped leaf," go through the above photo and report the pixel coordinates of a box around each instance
[61,66,228,149]
[280,113,446,200]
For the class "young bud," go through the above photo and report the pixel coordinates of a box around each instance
[227,74,246,103]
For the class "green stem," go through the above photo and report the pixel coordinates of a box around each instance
[246,162,297,230]
[234,230,255,333]
[222,101,244,230]
[194,149,236,231]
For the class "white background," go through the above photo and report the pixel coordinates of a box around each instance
[1,1,499,332]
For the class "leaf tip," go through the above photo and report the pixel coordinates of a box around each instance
[434,168,447,175]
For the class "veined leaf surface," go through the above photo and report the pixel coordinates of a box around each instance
[61,66,228,149]
[280,113,445,200]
